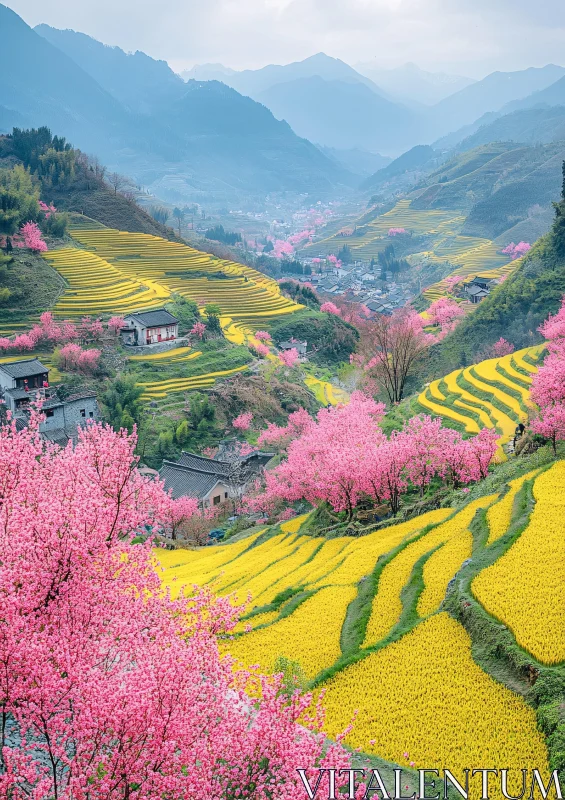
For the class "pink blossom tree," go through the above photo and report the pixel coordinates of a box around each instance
[107,316,125,336]
[232,411,253,431]
[490,338,515,358]
[355,308,434,404]
[0,411,349,798]
[427,297,464,328]
[388,227,407,237]
[255,330,272,342]
[19,221,47,252]
[279,347,300,368]
[501,241,532,260]
[251,341,270,358]
[190,321,207,340]
[531,404,565,453]
[320,301,341,316]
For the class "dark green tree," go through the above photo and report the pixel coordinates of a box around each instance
[204,302,222,335]
[337,244,352,264]
[100,376,144,433]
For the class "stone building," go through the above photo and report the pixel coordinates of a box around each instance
[0,358,49,414]
[0,358,100,445]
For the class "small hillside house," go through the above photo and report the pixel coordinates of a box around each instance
[279,340,307,358]
[121,309,179,346]
[0,358,49,413]
[463,276,496,305]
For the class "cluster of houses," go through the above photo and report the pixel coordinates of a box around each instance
[0,358,100,445]
[159,445,275,509]
[298,264,413,315]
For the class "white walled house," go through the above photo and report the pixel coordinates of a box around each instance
[121,309,179,346]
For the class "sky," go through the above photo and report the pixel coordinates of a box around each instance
[6,0,565,77]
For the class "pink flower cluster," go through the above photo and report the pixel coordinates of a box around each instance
[39,200,57,219]
[0,412,348,797]
[388,227,407,237]
[190,321,207,339]
[489,338,515,358]
[232,411,253,431]
[56,343,101,374]
[250,397,498,516]
[320,301,341,316]
[250,340,270,358]
[254,330,272,342]
[19,221,47,252]
[287,229,315,247]
[501,241,531,260]
[0,314,123,354]
[530,297,565,450]
[279,347,299,368]
[427,297,465,328]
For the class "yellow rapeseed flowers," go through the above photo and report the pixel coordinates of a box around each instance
[228,585,357,678]
[321,613,548,776]
[485,469,540,544]
[472,462,565,663]
[363,497,496,646]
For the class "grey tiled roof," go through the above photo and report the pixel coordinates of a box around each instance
[124,309,178,327]
[177,451,230,477]
[0,359,48,378]
[5,388,32,400]
[160,462,223,500]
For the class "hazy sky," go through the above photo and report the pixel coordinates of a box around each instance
[7,0,565,77]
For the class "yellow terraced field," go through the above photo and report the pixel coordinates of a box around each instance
[321,613,547,774]
[418,346,543,454]
[157,472,561,774]
[363,496,496,646]
[42,226,310,399]
[473,462,565,663]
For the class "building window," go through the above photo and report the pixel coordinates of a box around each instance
[224,492,228,499]
[45,409,55,418]
[89,411,94,418]
[80,409,86,417]
[213,495,221,505]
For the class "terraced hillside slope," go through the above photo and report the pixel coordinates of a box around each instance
[157,461,565,777]
[305,199,517,303]
[416,345,544,455]
[41,224,305,399]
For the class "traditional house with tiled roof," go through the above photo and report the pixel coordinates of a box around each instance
[160,448,274,509]
[121,309,179,346]
[0,358,100,442]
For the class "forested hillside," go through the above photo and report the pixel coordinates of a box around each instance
[427,167,565,377]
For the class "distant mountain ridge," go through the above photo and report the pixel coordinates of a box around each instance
[0,7,352,202]
[256,75,418,154]
[354,62,475,105]
[428,65,565,139]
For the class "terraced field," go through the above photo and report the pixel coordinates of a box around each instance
[49,228,303,323]
[417,346,544,456]
[42,226,308,399]
[305,199,518,304]
[158,462,565,775]
[306,200,465,260]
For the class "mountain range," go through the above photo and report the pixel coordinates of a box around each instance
[3,1,565,207]
[0,6,353,203]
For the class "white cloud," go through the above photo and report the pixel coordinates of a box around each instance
[7,0,565,76]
